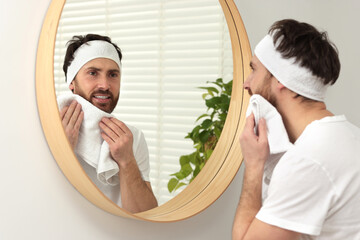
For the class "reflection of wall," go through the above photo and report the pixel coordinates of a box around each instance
[0,0,359,239]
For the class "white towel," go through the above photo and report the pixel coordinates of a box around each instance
[245,94,293,200]
[57,92,119,186]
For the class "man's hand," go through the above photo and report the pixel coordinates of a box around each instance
[60,100,84,149]
[99,117,158,213]
[232,113,269,240]
[239,113,270,170]
[99,117,134,167]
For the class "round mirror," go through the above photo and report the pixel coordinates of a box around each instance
[36,0,251,221]
[54,0,234,207]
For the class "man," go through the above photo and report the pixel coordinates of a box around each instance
[232,19,360,239]
[60,34,158,213]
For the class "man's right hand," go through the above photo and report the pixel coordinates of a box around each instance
[60,100,84,149]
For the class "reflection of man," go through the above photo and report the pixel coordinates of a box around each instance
[60,34,157,213]
[232,19,360,239]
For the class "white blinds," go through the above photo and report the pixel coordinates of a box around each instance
[54,0,232,206]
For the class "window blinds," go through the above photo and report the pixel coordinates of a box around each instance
[54,0,233,205]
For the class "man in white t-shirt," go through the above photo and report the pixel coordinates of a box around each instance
[232,19,360,239]
[60,34,158,213]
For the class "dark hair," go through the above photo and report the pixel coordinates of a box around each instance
[269,19,340,85]
[63,34,122,80]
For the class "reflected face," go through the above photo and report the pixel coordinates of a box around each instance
[244,55,277,106]
[69,58,120,113]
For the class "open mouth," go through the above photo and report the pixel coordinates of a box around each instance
[92,94,111,104]
[94,95,110,99]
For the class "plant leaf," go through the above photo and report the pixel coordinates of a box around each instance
[174,182,187,191]
[189,151,199,165]
[198,86,219,94]
[182,163,193,175]
[168,178,179,193]
[193,165,200,177]
[199,130,211,143]
[196,113,209,122]
[205,149,213,160]
[224,80,233,94]
[179,155,190,166]
[201,119,213,129]
[170,171,186,180]
[214,126,222,139]
[205,96,221,109]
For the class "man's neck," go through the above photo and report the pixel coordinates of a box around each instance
[277,98,333,143]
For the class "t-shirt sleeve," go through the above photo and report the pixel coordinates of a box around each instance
[256,152,337,236]
[131,127,150,182]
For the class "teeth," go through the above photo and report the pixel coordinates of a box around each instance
[94,96,109,99]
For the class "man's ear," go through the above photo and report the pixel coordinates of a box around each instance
[69,81,75,92]
[276,80,286,90]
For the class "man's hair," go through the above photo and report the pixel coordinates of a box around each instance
[269,19,340,86]
[63,34,122,80]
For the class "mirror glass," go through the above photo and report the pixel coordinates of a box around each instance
[54,0,233,207]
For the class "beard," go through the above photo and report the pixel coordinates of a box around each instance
[72,81,119,113]
[248,76,278,108]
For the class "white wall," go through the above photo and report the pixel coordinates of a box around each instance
[0,0,358,239]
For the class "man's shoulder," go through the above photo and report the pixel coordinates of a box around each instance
[278,115,360,178]
[296,115,359,147]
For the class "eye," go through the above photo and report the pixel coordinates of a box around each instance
[109,72,119,78]
[89,71,97,76]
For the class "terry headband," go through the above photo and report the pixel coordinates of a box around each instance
[254,34,328,101]
[66,40,122,86]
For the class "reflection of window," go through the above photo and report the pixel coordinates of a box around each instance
[54,0,232,206]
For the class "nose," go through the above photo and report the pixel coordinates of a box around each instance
[97,75,110,90]
[243,77,250,90]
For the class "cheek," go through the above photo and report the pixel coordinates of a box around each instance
[112,80,121,92]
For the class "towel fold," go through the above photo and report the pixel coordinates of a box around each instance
[245,94,293,200]
[57,92,119,186]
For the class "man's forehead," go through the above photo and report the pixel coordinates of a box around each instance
[251,55,267,69]
[82,57,120,70]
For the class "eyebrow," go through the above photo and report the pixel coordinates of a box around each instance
[85,67,120,73]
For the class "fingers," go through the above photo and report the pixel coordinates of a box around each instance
[107,117,131,135]
[99,118,133,143]
[60,106,69,119]
[257,118,268,143]
[61,100,82,126]
[244,113,256,137]
[99,120,119,142]
[74,111,84,131]
[101,131,113,145]
[60,101,83,149]
[100,117,130,134]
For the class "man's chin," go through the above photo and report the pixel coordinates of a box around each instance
[92,102,113,113]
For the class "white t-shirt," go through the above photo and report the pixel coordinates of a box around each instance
[256,115,360,239]
[79,124,150,207]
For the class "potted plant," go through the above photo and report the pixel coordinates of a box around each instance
[168,78,233,193]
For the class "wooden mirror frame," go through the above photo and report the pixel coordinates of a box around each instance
[36,0,251,222]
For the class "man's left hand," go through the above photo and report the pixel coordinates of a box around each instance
[99,117,134,167]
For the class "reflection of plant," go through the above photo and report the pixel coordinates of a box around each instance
[168,78,233,193]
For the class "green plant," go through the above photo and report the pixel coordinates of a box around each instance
[167,78,233,193]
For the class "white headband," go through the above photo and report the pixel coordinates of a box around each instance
[254,34,328,101]
[66,40,121,86]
